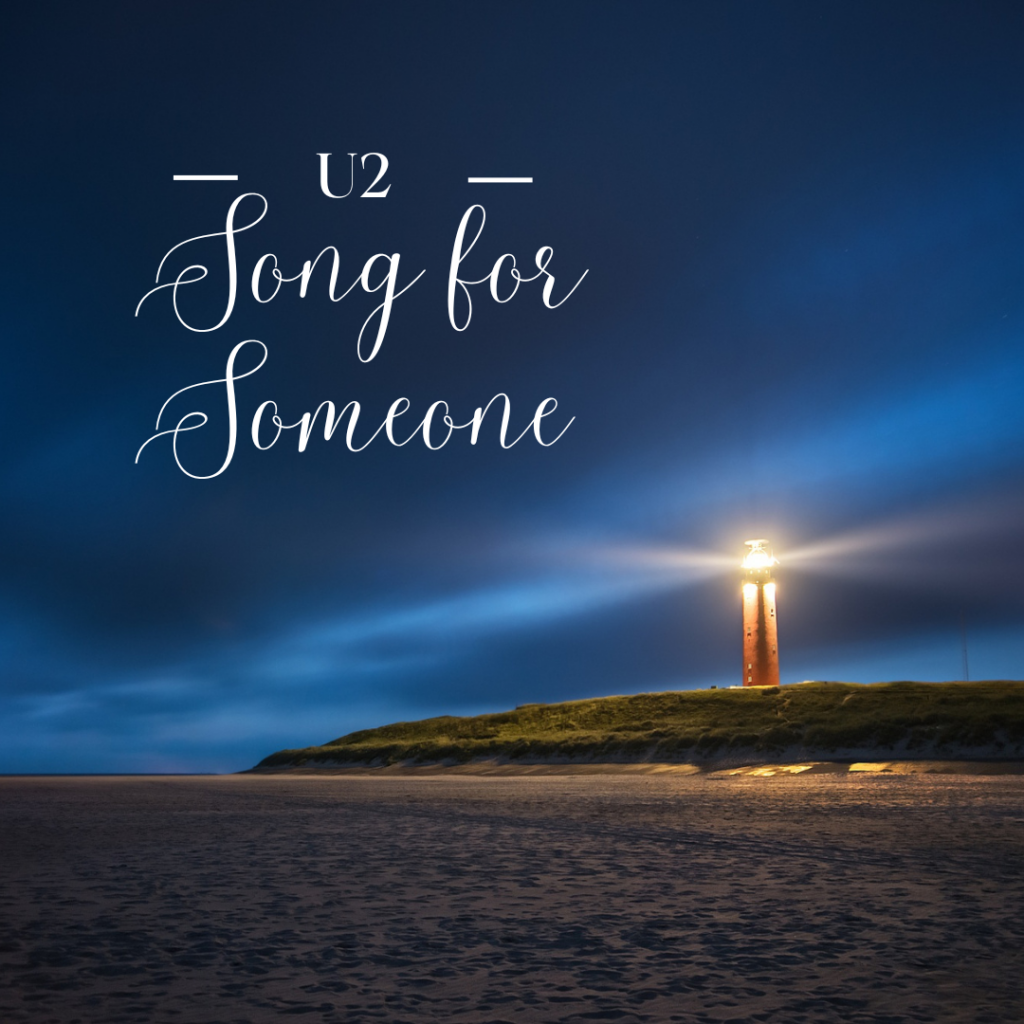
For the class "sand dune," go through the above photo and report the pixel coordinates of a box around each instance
[1,773,1022,1023]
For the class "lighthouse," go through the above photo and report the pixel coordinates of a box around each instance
[741,539,780,687]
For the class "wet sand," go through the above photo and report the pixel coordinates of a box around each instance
[1,774,1022,1023]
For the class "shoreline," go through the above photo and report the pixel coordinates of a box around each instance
[246,757,1024,776]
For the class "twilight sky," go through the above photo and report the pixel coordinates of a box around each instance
[3,1,1024,772]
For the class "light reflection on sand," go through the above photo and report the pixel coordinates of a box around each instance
[722,764,817,776]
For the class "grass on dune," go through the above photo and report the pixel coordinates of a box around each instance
[255,680,1024,768]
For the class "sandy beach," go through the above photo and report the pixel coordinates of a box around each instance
[1,773,1022,1023]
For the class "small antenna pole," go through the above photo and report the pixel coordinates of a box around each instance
[959,610,970,682]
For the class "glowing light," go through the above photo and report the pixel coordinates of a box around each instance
[741,538,778,571]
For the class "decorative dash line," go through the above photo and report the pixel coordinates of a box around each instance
[467,177,533,183]
[173,175,239,181]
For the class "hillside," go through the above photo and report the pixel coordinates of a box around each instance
[253,680,1024,770]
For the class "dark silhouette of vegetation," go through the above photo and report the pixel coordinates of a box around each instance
[255,681,1024,769]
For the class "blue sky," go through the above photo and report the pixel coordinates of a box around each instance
[2,1,1024,771]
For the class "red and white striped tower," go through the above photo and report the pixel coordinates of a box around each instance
[741,539,780,687]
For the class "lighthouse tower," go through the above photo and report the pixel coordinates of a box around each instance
[741,539,780,687]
